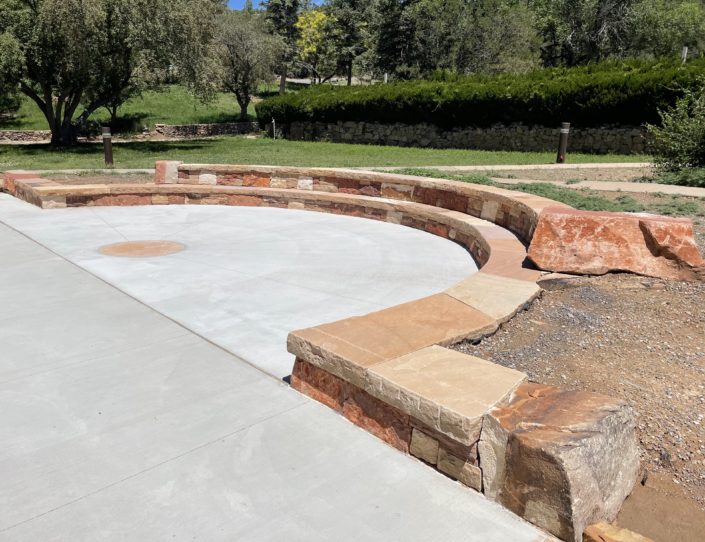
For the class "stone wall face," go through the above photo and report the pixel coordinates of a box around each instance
[0,130,51,143]
[285,121,649,154]
[154,121,259,138]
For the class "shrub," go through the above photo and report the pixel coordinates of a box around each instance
[647,82,705,171]
[647,168,705,187]
[256,58,705,129]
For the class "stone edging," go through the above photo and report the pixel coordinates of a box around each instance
[2,164,641,542]
[154,121,259,138]
[0,130,51,143]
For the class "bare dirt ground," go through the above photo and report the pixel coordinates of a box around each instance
[489,166,653,183]
[454,222,705,542]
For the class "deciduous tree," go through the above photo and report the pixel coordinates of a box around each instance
[295,10,334,83]
[217,10,282,120]
[0,0,222,145]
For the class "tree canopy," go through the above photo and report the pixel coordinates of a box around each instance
[0,0,223,145]
[2,0,704,143]
[216,10,282,120]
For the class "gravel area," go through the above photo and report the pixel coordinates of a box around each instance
[489,166,652,183]
[453,221,705,540]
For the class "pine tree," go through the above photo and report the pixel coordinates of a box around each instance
[263,0,301,93]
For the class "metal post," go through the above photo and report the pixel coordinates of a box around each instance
[102,126,113,167]
[271,118,276,140]
[682,46,689,64]
[556,122,570,164]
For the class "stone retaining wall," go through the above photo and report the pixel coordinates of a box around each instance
[2,164,644,541]
[285,121,649,154]
[0,130,51,143]
[154,121,259,138]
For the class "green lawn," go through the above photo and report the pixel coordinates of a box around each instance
[398,169,704,217]
[0,86,253,131]
[0,136,649,171]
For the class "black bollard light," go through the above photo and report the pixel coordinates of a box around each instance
[556,122,570,164]
[102,126,114,167]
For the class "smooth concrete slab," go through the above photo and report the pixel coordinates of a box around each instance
[0,222,547,542]
[0,195,477,378]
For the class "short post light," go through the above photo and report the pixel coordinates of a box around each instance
[102,126,114,167]
[556,122,570,164]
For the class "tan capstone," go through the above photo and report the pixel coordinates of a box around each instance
[366,346,526,445]
[446,272,542,323]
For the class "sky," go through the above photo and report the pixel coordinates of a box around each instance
[227,0,322,9]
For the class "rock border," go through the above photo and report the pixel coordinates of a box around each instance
[2,164,641,542]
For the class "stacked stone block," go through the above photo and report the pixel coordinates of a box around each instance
[287,121,649,155]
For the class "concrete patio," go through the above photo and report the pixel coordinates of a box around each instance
[0,195,548,541]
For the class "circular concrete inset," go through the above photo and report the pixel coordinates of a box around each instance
[99,240,185,258]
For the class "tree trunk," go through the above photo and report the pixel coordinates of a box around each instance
[347,61,353,86]
[109,105,119,128]
[279,70,286,95]
[237,96,250,121]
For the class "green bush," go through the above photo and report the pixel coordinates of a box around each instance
[647,82,705,171]
[647,168,705,187]
[257,58,705,129]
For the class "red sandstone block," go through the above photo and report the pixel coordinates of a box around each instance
[291,359,347,412]
[91,195,152,206]
[437,192,469,213]
[342,386,411,453]
[358,185,381,197]
[414,186,440,207]
[3,170,37,193]
[336,178,360,192]
[243,175,270,188]
[426,222,450,238]
[154,161,181,184]
[226,195,264,206]
[291,359,412,452]
[528,206,705,281]
[217,175,244,186]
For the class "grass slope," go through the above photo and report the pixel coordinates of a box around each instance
[0,136,647,171]
[398,168,704,217]
[0,86,254,131]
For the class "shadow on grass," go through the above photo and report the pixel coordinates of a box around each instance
[104,113,150,133]
[0,114,39,130]
[0,139,213,158]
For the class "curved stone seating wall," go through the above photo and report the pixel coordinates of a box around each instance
[2,165,641,542]
[160,163,562,245]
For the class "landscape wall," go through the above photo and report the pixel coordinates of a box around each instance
[283,121,649,155]
[155,121,259,138]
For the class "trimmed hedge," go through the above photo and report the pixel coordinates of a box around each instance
[256,59,705,128]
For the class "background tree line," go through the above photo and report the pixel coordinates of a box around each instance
[271,0,705,83]
[1,0,704,145]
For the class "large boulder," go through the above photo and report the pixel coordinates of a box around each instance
[528,207,705,281]
[479,383,640,542]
